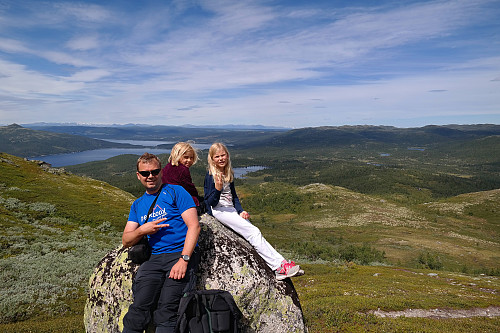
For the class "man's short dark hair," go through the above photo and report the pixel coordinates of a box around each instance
[137,153,161,171]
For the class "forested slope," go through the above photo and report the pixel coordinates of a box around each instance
[0,124,137,157]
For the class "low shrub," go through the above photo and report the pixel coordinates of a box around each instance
[417,251,443,270]
[294,241,386,265]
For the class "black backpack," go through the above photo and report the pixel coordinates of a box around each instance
[175,290,241,333]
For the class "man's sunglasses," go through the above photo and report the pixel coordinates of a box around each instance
[138,169,161,177]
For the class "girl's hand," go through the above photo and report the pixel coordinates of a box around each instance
[215,172,223,191]
[240,211,250,220]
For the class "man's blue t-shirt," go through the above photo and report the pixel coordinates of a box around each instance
[128,184,195,254]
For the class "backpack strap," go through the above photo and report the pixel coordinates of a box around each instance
[144,183,164,223]
[218,291,241,333]
[175,292,196,333]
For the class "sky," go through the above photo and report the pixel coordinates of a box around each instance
[0,0,499,128]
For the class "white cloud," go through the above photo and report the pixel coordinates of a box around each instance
[0,59,84,95]
[66,35,100,51]
[41,50,93,67]
[67,69,112,82]
[51,2,111,23]
[201,0,275,34]
[0,0,498,127]
[114,0,495,91]
[0,37,29,53]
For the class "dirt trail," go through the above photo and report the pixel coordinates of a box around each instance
[371,306,500,319]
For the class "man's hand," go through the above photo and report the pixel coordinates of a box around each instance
[122,218,170,248]
[240,211,250,220]
[169,259,188,280]
[141,218,169,235]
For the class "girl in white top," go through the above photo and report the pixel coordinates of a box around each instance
[203,142,302,280]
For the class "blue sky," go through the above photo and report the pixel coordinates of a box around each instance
[0,0,499,128]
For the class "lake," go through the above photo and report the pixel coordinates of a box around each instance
[29,141,212,167]
[233,166,267,178]
[30,148,173,167]
[28,141,267,178]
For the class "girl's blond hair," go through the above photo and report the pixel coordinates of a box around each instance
[208,142,234,183]
[168,142,198,166]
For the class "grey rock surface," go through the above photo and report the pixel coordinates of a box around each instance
[84,214,307,333]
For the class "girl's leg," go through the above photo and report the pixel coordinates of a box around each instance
[212,207,284,270]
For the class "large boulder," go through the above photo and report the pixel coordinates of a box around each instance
[84,214,307,333]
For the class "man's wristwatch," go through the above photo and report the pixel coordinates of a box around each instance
[181,254,190,262]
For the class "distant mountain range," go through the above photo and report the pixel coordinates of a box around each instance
[260,124,500,148]
[1,123,499,158]
[22,122,289,130]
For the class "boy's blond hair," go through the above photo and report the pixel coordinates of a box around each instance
[207,142,234,183]
[168,142,198,166]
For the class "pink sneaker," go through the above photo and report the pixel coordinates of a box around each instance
[276,260,301,280]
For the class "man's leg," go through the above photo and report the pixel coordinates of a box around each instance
[154,250,200,333]
[122,256,166,333]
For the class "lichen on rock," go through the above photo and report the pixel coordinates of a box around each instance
[84,214,307,333]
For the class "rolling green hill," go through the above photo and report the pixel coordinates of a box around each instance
[0,152,134,330]
[255,124,500,148]
[227,126,500,205]
[63,130,500,205]
[0,124,138,157]
[1,152,499,332]
[21,123,500,150]
[239,182,500,273]
[1,121,500,332]
[23,123,285,145]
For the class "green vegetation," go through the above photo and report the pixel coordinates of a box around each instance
[0,123,499,332]
[236,182,499,273]
[0,153,131,331]
[296,264,500,332]
[230,141,500,205]
[0,124,138,157]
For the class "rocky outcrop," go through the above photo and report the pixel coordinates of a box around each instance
[84,214,307,333]
[84,246,140,333]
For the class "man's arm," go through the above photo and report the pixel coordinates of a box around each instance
[122,218,169,248]
[169,207,200,279]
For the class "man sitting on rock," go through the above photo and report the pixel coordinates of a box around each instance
[122,152,200,333]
